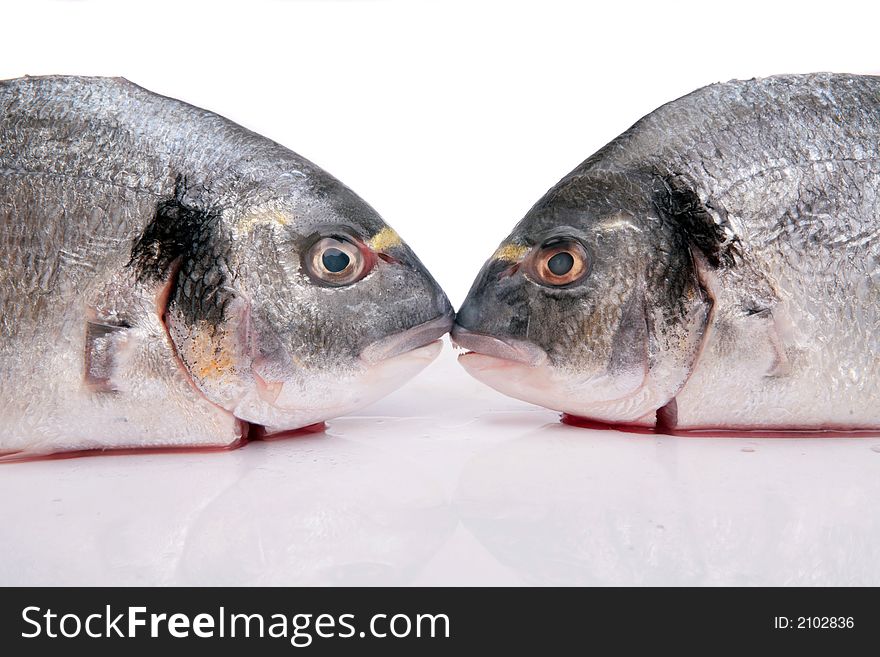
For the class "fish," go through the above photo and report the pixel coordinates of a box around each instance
[0,75,452,459]
[453,73,880,433]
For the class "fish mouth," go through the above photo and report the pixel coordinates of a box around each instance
[228,315,451,432]
[359,313,455,365]
[450,325,547,366]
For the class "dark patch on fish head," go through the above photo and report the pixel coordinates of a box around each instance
[128,177,248,410]
[129,177,234,326]
[650,172,740,268]
[454,171,711,421]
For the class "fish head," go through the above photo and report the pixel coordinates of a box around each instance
[453,171,712,425]
[159,177,452,434]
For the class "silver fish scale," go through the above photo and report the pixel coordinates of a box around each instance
[453,73,880,430]
[1,76,451,456]
[593,74,880,427]
[0,76,330,204]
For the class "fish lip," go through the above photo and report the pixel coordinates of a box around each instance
[450,325,547,366]
[359,313,454,365]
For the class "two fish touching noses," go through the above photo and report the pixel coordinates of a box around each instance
[1,72,879,459]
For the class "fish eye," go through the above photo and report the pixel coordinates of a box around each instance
[530,238,590,287]
[305,236,371,286]
[322,246,350,273]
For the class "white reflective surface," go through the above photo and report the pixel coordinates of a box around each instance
[2,343,880,586]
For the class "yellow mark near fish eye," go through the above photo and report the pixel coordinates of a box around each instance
[368,226,402,252]
[492,243,531,262]
[237,211,289,233]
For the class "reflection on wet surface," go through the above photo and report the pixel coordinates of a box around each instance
[3,348,879,585]
[455,423,880,585]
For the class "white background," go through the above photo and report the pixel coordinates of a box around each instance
[2,0,880,585]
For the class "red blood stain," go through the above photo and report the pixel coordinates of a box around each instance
[561,413,880,438]
[0,421,327,464]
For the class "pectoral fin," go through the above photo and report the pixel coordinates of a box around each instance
[744,308,791,378]
[84,320,132,393]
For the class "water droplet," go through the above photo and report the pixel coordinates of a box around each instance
[871,445,880,453]
[741,447,755,453]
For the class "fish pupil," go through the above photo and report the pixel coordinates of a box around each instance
[547,251,574,276]
[322,248,351,273]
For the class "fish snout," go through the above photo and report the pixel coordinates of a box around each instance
[389,244,454,320]
[359,239,454,365]
[360,312,454,365]
[450,325,547,366]
[453,281,546,366]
